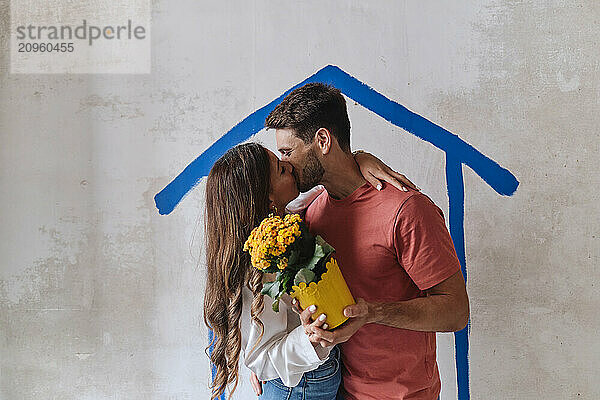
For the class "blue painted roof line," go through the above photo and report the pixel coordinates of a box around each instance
[154,64,518,215]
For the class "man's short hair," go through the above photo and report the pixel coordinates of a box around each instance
[265,82,351,152]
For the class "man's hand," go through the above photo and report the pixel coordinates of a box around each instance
[250,372,262,396]
[308,298,373,347]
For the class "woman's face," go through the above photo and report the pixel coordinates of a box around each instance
[267,149,299,213]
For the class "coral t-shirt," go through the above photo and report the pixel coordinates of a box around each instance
[304,182,461,400]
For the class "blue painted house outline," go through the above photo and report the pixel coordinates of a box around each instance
[154,65,519,400]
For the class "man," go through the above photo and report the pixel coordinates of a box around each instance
[264,82,469,400]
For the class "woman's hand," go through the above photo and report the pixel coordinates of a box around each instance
[291,298,330,346]
[250,372,263,396]
[353,151,420,192]
[308,298,371,348]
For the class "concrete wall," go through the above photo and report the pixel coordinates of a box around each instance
[1,1,598,399]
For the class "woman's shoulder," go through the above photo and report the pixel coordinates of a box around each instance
[285,185,326,214]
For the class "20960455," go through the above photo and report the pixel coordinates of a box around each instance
[18,42,74,52]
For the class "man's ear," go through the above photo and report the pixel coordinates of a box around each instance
[314,128,332,155]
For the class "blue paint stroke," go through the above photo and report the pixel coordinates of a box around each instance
[156,65,520,400]
[154,64,518,215]
[314,66,518,197]
[446,153,470,400]
[208,328,225,400]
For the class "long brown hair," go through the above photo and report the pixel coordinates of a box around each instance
[204,142,271,399]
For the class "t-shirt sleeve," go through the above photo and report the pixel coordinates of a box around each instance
[393,194,461,291]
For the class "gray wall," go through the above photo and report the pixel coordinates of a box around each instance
[1,1,599,399]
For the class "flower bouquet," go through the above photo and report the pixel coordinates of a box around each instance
[243,214,355,329]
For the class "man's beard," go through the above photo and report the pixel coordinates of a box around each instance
[296,149,325,192]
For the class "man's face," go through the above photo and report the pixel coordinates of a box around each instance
[275,128,325,192]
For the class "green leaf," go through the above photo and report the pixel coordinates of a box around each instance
[281,270,294,294]
[298,232,316,259]
[261,280,280,298]
[305,243,325,271]
[314,243,325,259]
[288,250,300,266]
[272,298,280,312]
[315,235,335,254]
[294,268,316,286]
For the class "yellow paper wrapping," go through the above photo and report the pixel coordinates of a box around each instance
[291,257,355,329]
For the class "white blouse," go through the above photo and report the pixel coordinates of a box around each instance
[240,185,330,388]
[240,289,332,387]
[285,185,325,214]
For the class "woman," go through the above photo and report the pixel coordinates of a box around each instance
[204,142,417,400]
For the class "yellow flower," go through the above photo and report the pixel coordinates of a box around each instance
[245,213,310,272]
[284,214,301,225]
[277,257,288,270]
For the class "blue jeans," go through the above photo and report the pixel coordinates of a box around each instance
[260,345,342,400]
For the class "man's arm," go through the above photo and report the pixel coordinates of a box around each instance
[355,269,469,332]
[309,270,469,347]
